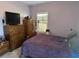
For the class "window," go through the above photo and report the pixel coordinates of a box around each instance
[0,19,4,38]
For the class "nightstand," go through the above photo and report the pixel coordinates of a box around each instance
[0,41,9,56]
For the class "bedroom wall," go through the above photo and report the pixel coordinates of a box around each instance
[30,1,79,37]
[0,1,30,24]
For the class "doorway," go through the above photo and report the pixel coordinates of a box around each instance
[37,12,48,33]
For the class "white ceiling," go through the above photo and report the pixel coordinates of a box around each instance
[21,1,49,5]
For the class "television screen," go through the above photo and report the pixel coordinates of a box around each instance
[5,11,20,25]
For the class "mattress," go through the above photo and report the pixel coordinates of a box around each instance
[21,33,71,58]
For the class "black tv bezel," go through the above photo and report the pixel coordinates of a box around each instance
[5,11,20,25]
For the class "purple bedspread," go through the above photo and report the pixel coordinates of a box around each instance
[21,33,71,58]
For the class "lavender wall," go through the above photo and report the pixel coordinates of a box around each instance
[30,1,79,37]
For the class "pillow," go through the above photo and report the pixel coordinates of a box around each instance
[67,32,77,40]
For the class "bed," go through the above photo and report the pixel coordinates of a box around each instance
[21,33,71,58]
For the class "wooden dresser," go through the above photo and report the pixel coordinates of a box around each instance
[23,19,36,38]
[0,41,9,55]
[4,25,25,51]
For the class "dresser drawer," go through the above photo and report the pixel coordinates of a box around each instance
[0,41,9,55]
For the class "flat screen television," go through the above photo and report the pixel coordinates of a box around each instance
[5,11,20,25]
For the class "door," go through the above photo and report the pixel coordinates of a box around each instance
[37,13,48,33]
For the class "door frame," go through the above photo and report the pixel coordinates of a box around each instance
[36,12,48,33]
